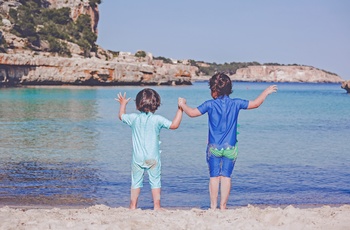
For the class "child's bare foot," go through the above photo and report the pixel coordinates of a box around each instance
[129,202,137,210]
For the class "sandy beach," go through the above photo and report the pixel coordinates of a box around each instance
[0,204,349,230]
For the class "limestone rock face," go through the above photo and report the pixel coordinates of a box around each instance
[0,0,99,33]
[341,81,350,93]
[0,0,21,12]
[191,65,344,83]
[231,66,343,83]
[46,0,99,33]
[0,53,196,86]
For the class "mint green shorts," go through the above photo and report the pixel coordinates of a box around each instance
[131,159,161,189]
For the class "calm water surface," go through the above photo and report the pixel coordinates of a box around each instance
[0,82,349,209]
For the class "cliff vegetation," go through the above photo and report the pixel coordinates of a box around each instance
[0,0,99,57]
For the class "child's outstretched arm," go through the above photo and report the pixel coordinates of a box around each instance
[169,103,183,130]
[115,92,131,120]
[248,85,277,109]
[178,97,202,117]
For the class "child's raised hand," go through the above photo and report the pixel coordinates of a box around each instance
[115,92,131,105]
[265,85,278,95]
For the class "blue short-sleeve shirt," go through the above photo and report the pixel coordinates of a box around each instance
[197,95,249,149]
[122,112,172,167]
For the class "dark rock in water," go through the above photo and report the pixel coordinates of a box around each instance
[341,81,350,93]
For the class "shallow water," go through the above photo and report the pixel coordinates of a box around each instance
[0,82,349,209]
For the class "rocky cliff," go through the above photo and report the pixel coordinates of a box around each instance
[0,52,196,86]
[0,0,196,86]
[46,0,99,33]
[0,0,98,33]
[341,81,350,93]
[231,65,343,83]
[192,65,344,83]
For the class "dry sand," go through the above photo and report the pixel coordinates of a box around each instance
[0,204,349,230]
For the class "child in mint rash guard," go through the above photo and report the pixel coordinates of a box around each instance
[116,88,183,210]
[178,73,277,210]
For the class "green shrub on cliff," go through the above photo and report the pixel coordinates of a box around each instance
[42,7,71,25]
[74,14,98,55]
[135,50,146,58]
[7,0,99,57]
[47,36,71,56]
[0,31,7,53]
[154,56,173,64]
[89,0,102,7]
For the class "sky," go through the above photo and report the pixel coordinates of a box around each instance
[96,0,350,80]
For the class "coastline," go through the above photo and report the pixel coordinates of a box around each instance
[1,204,349,229]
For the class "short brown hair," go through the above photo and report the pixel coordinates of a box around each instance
[209,72,233,97]
[135,88,161,113]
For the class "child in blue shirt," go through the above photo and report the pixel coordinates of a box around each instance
[116,88,183,210]
[178,73,277,210]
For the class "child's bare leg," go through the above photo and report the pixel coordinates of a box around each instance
[151,188,161,210]
[209,177,220,210]
[130,187,140,209]
[220,177,231,210]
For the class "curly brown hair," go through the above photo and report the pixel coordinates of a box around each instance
[209,72,233,97]
[135,88,161,113]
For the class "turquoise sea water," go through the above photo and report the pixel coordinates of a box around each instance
[0,82,349,209]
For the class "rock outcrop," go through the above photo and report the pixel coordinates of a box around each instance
[231,66,343,83]
[0,0,99,33]
[46,0,99,33]
[341,81,350,93]
[0,53,197,86]
[0,0,197,86]
[192,65,344,83]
